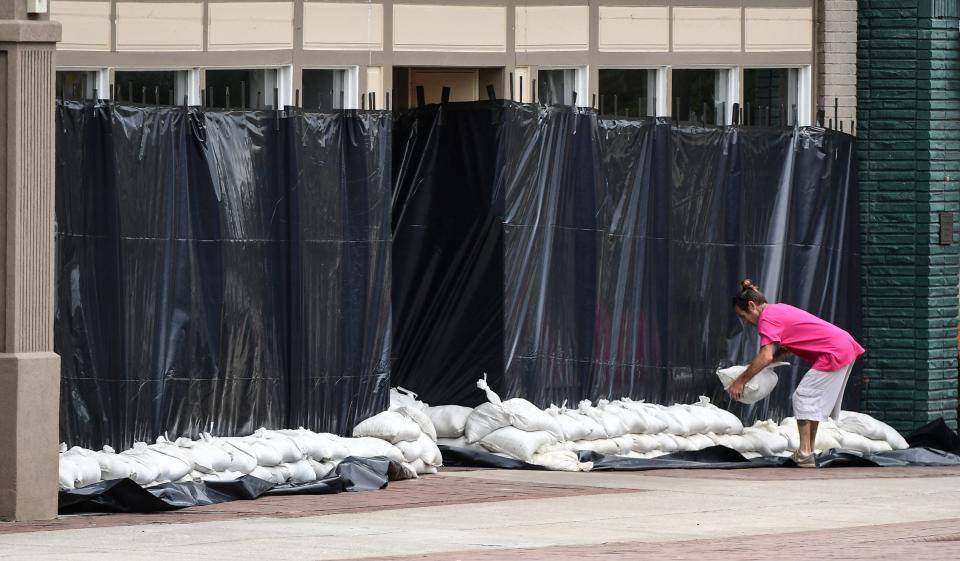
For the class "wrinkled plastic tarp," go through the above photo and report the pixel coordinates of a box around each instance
[393,102,861,422]
[58,456,395,514]
[55,102,391,449]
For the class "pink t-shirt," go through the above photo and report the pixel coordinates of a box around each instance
[757,303,864,371]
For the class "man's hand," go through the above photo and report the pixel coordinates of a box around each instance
[726,376,747,401]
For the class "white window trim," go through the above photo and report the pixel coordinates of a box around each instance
[301,65,360,109]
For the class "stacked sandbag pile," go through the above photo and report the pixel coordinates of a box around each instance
[353,392,442,476]
[774,412,908,456]
[461,377,593,472]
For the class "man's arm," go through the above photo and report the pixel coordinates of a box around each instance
[726,344,778,400]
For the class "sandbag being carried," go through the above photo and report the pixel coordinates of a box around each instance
[716,362,789,405]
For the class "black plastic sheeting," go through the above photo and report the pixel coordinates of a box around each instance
[55,101,391,449]
[392,102,861,422]
[59,456,396,514]
[439,443,960,472]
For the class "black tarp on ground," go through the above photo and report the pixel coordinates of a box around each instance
[439,444,960,471]
[393,102,861,423]
[59,456,397,513]
[56,102,391,449]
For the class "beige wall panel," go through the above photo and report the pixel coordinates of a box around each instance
[304,2,383,51]
[51,1,112,51]
[208,2,294,51]
[745,8,813,52]
[672,7,741,52]
[393,5,505,52]
[116,3,203,52]
[598,6,668,52]
[516,5,589,52]
[410,69,479,103]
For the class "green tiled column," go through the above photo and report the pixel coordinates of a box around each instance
[858,0,960,430]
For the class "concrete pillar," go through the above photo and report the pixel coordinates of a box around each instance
[0,0,61,521]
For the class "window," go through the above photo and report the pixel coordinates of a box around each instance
[114,70,189,104]
[743,68,800,127]
[57,70,98,100]
[537,67,586,106]
[302,68,352,110]
[671,68,731,125]
[205,68,280,109]
[598,69,657,118]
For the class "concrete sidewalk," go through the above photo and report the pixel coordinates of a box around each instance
[1,466,958,560]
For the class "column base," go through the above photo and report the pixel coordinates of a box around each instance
[0,352,60,521]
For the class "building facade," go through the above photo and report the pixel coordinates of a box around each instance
[51,0,827,124]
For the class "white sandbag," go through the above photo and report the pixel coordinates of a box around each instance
[669,435,696,451]
[250,465,289,484]
[687,434,715,451]
[427,405,473,438]
[395,462,419,480]
[395,438,424,463]
[94,447,134,480]
[777,418,801,452]
[546,405,591,441]
[116,450,161,486]
[284,460,318,483]
[480,427,558,462]
[838,410,908,450]
[417,433,443,466]
[463,401,512,443]
[395,406,438,442]
[191,470,245,482]
[530,450,593,472]
[213,437,259,474]
[716,362,789,405]
[176,436,232,474]
[648,405,686,435]
[618,400,670,434]
[653,433,679,452]
[665,405,706,435]
[613,435,636,455]
[537,440,577,454]
[689,396,744,435]
[58,457,80,489]
[436,436,487,452]
[410,458,438,475]
[815,426,843,453]
[61,447,102,488]
[579,400,627,438]
[242,438,283,467]
[705,433,731,448]
[124,441,191,483]
[352,411,422,444]
[560,409,606,440]
[724,434,753,453]
[390,386,428,411]
[741,426,788,456]
[308,459,339,480]
[598,400,650,435]
[627,434,661,454]
[249,429,304,464]
[573,439,620,455]
[339,437,404,463]
[274,429,349,461]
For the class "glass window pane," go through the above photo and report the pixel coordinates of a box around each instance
[598,69,654,118]
[672,69,728,125]
[114,71,179,104]
[538,68,576,105]
[205,69,276,108]
[743,68,795,127]
[302,69,348,110]
[57,71,97,100]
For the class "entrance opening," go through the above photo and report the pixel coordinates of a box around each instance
[392,66,504,110]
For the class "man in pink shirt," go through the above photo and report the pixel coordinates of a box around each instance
[728,279,865,467]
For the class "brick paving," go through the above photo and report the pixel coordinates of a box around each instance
[361,518,960,561]
[0,469,624,535]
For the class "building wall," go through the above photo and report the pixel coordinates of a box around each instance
[50,0,817,115]
[817,0,857,125]
[858,0,960,430]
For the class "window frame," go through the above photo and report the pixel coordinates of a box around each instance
[300,65,360,110]
[535,65,589,107]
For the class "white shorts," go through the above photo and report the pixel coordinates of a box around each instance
[792,361,855,422]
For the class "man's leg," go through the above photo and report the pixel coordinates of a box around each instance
[798,420,820,455]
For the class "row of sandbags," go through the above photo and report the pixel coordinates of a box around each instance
[432,377,909,467]
[59,392,443,490]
